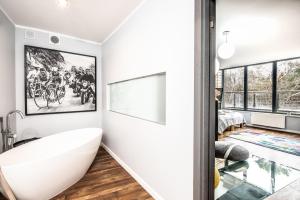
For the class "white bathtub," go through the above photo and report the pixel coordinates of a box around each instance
[0,128,102,200]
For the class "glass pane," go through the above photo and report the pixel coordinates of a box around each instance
[109,73,166,124]
[248,63,273,110]
[223,68,244,108]
[216,155,300,199]
[277,58,300,112]
[216,71,222,88]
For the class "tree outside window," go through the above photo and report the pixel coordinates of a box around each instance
[223,68,244,108]
[247,63,273,110]
[277,59,300,112]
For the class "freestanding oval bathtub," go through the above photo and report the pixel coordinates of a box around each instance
[0,128,102,200]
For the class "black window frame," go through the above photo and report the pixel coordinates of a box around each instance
[247,62,274,112]
[221,56,300,114]
[276,58,300,113]
[222,66,245,109]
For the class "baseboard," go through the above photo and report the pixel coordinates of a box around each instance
[246,124,300,135]
[101,143,164,200]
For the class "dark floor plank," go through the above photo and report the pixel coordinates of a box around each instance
[52,147,153,200]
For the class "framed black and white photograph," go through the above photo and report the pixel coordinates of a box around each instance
[25,45,97,115]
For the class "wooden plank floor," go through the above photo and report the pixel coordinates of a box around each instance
[218,126,300,141]
[53,147,154,200]
[0,147,154,200]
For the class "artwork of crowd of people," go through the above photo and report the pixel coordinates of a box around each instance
[25,46,96,113]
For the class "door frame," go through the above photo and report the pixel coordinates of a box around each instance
[194,0,216,199]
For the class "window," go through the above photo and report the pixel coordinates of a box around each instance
[223,67,244,108]
[248,63,273,110]
[108,73,166,124]
[277,58,300,112]
[216,71,222,89]
[222,57,300,113]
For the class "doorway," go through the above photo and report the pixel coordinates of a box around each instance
[214,0,300,200]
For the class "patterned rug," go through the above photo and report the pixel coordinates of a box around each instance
[228,130,300,156]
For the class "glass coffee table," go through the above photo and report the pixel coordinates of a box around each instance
[215,155,300,200]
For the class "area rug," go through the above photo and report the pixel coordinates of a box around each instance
[228,130,300,156]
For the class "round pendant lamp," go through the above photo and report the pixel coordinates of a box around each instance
[218,31,235,59]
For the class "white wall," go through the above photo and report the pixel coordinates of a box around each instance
[15,27,102,140]
[0,9,15,136]
[102,0,194,199]
[216,0,300,68]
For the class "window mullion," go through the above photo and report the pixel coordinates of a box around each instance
[272,62,277,112]
[221,69,224,109]
[244,66,248,111]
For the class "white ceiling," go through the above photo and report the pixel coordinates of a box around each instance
[0,0,143,43]
[217,0,300,67]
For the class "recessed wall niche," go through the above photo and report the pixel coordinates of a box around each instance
[108,72,166,124]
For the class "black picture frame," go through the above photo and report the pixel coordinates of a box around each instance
[24,45,97,116]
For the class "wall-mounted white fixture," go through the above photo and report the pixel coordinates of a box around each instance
[56,0,70,8]
[49,34,61,45]
[218,31,235,59]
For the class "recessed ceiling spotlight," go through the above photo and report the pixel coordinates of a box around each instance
[56,0,70,8]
